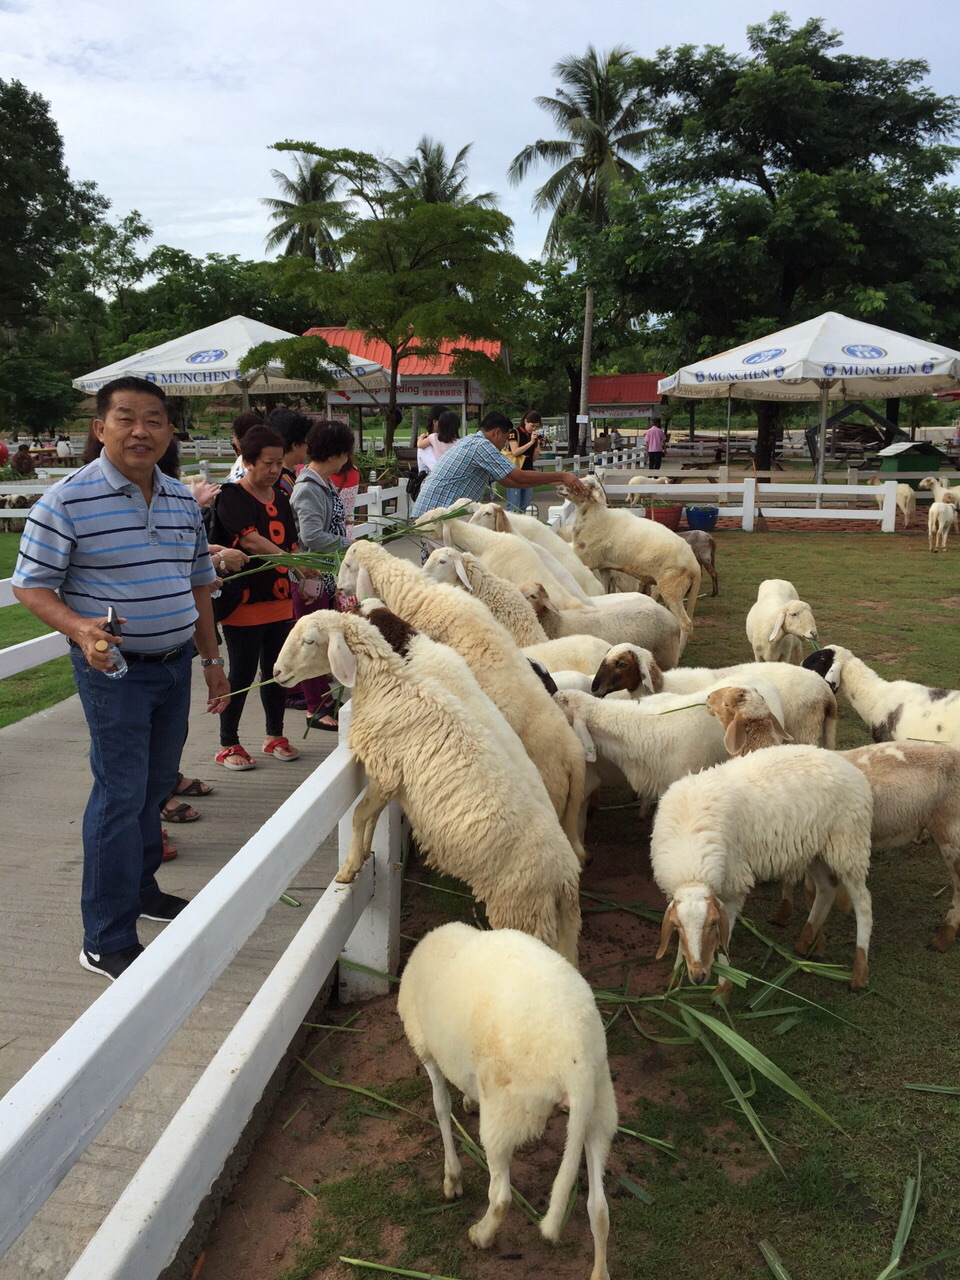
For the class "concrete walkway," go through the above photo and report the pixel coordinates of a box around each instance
[0,675,342,1278]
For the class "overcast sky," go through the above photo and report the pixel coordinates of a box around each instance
[4,0,960,267]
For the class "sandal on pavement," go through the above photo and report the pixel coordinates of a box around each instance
[161,800,201,823]
[161,829,179,861]
[171,772,214,797]
[216,745,256,771]
[262,736,300,762]
[307,713,338,732]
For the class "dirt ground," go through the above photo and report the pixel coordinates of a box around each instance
[194,799,703,1280]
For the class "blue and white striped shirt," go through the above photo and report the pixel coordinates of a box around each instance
[410,434,515,518]
[12,455,216,654]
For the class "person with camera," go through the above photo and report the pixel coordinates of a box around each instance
[503,409,544,512]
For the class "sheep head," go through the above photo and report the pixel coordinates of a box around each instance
[469,503,512,533]
[591,644,662,698]
[768,599,818,645]
[557,474,606,507]
[918,476,938,493]
[801,644,850,692]
[656,885,730,985]
[519,580,552,619]
[423,547,473,591]
[705,685,792,756]
[274,613,369,688]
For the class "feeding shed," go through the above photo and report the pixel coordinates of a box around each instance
[876,440,949,490]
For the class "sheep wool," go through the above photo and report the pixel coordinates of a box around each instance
[422,547,547,645]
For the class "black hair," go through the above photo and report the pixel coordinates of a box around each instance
[95,376,169,420]
[239,425,284,464]
[266,408,312,451]
[16,443,29,452]
[480,410,512,433]
[424,404,450,430]
[435,410,461,444]
[521,409,543,427]
[231,411,265,441]
[305,418,356,464]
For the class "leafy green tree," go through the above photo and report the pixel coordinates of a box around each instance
[606,14,960,466]
[383,136,498,208]
[262,151,348,266]
[0,348,78,433]
[244,144,530,451]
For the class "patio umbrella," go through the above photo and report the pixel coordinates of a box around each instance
[658,312,960,483]
[73,315,387,408]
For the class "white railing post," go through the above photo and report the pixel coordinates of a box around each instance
[880,480,898,532]
[718,464,729,483]
[742,476,756,532]
[572,456,582,477]
[366,484,383,521]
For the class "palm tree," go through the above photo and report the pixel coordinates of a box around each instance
[508,46,648,446]
[383,136,498,208]
[262,152,349,266]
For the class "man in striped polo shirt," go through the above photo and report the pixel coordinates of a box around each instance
[12,377,231,982]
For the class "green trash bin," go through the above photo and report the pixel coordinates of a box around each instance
[876,441,948,491]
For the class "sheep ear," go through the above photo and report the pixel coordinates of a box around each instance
[770,713,793,743]
[356,565,375,600]
[656,903,679,960]
[454,558,473,590]
[441,520,454,547]
[421,537,443,554]
[493,506,511,532]
[724,715,747,756]
[327,631,357,687]
[768,610,786,643]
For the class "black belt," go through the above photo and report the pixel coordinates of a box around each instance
[70,640,189,663]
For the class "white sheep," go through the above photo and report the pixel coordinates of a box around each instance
[592,645,838,747]
[705,693,960,951]
[521,580,683,672]
[919,475,960,504]
[802,645,960,747]
[626,474,671,506]
[469,502,605,598]
[523,635,613,677]
[928,498,957,552]
[398,924,617,1279]
[337,541,587,860]
[651,745,874,990]
[744,578,819,663]
[274,613,582,962]
[867,476,916,529]
[558,476,702,635]
[423,548,547,645]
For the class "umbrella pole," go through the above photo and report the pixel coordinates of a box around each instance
[815,382,829,508]
[241,380,250,414]
[725,395,732,464]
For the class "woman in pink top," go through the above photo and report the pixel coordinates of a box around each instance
[416,409,461,472]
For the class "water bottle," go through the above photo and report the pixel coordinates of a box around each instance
[97,606,128,679]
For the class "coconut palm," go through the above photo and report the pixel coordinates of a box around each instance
[383,136,498,209]
[262,152,349,266]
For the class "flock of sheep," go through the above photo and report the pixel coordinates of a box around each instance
[271,478,959,1280]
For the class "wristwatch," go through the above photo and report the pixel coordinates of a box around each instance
[200,657,225,667]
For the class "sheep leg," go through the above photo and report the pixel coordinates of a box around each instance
[930,844,960,952]
[469,1109,514,1249]
[795,858,837,958]
[335,781,391,883]
[706,556,719,597]
[583,1117,613,1280]
[843,876,873,992]
[770,880,795,927]
[713,899,740,1002]
[422,1057,463,1199]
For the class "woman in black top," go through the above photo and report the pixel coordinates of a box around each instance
[504,409,542,513]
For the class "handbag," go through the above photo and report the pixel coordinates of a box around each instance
[406,467,427,500]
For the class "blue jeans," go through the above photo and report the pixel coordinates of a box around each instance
[507,486,533,512]
[70,645,194,954]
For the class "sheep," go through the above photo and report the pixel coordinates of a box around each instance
[867,476,916,529]
[398,923,617,1279]
[744,578,819,663]
[521,580,683,672]
[557,475,702,635]
[928,498,957,552]
[415,508,588,609]
[705,693,960,951]
[651,745,874,990]
[523,635,612,678]
[592,645,838,748]
[423,548,548,645]
[274,613,582,962]
[680,529,719,596]
[626,474,670,506]
[337,541,587,860]
[469,502,605,598]
[802,645,960,747]
[919,475,960,504]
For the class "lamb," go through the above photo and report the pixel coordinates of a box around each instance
[626,474,670,506]
[651,746,874,990]
[469,502,605,598]
[592,645,838,747]
[802,645,960,747]
[337,541,586,859]
[523,635,612,677]
[744,578,819,663]
[706,690,960,951]
[680,529,719,596]
[398,924,617,1279]
[867,476,916,529]
[558,475,702,635]
[928,498,957,552]
[274,613,582,962]
[423,548,548,645]
[919,475,960,504]
[521,580,683,671]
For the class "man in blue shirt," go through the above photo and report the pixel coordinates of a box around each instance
[410,411,586,518]
[13,377,231,981]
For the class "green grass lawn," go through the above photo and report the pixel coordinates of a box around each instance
[0,531,74,728]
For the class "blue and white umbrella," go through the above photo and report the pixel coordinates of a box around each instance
[658,312,960,482]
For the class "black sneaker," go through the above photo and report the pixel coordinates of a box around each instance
[79,943,144,981]
[140,893,190,922]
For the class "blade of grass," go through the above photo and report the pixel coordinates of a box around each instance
[903,1083,960,1095]
[279,893,300,908]
[877,1153,922,1278]
[759,1239,795,1278]
[882,1247,960,1278]
[338,958,400,984]
[279,1175,317,1200]
[618,1174,653,1204]
[340,1259,464,1280]
[616,1123,677,1157]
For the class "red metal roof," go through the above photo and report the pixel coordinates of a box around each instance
[588,374,665,405]
[303,327,501,377]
